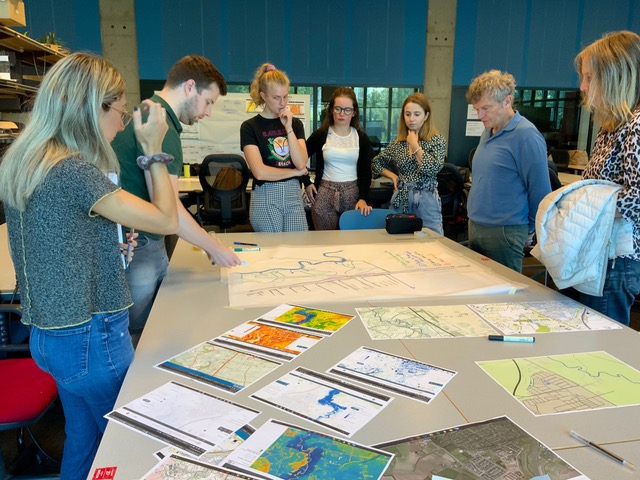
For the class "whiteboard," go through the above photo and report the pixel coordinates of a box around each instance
[181,92,311,164]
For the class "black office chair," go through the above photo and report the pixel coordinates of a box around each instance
[437,163,467,241]
[196,154,250,232]
[550,149,570,172]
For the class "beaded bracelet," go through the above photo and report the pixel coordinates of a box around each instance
[136,153,174,170]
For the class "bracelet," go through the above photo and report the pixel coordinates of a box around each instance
[412,147,423,156]
[286,129,293,135]
[136,153,174,170]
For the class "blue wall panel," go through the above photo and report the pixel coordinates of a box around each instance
[19,0,101,54]
[135,0,426,85]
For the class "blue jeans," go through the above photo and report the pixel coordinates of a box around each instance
[30,310,134,480]
[125,234,169,334]
[468,220,528,273]
[390,188,443,235]
[579,257,640,326]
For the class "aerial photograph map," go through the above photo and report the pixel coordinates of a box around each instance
[375,416,588,480]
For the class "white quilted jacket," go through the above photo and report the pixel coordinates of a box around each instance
[531,179,633,296]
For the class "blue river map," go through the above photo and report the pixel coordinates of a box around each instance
[251,426,391,480]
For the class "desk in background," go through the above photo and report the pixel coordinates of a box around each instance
[90,229,640,479]
[0,223,17,299]
[558,171,582,185]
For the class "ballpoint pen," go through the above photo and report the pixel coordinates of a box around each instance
[234,242,258,247]
[570,430,636,470]
[126,228,135,268]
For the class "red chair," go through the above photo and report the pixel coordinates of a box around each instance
[0,304,58,477]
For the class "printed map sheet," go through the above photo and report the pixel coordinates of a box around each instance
[375,416,588,480]
[255,304,354,335]
[327,346,456,403]
[156,341,281,394]
[106,382,260,457]
[358,300,620,340]
[250,367,393,437]
[477,351,640,415]
[223,419,393,480]
[141,454,260,480]
[226,242,526,307]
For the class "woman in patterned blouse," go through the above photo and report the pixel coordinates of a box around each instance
[371,93,446,234]
[576,30,640,325]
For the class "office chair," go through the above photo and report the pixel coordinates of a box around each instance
[339,208,393,230]
[196,154,250,232]
[550,149,570,172]
[437,163,467,241]
[0,305,59,478]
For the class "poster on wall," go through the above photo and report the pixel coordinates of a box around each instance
[181,92,311,164]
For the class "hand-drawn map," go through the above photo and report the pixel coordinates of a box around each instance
[226,242,525,307]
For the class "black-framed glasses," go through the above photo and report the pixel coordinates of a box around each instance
[333,106,354,115]
[106,104,132,127]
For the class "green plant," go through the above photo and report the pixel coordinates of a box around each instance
[37,32,64,46]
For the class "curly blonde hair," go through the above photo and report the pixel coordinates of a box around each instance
[466,70,516,104]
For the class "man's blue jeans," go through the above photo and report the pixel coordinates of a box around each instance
[468,220,528,273]
[30,309,134,480]
[126,234,169,334]
[580,257,640,326]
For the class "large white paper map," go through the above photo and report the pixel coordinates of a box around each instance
[227,242,525,307]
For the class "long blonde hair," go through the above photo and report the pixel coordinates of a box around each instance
[0,52,126,210]
[249,63,290,108]
[575,30,640,132]
[397,93,439,141]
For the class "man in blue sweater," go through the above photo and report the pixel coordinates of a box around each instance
[466,70,551,272]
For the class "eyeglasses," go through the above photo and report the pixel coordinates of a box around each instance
[333,106,354,115]
[106,104,132,127]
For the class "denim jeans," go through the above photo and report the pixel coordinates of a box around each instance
[30,309,134,480]
[390,188,444,235]
[125,234,169,334]
[468,220,529,273]
[579,257,640,326]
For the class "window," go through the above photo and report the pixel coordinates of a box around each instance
[514,88,584,151]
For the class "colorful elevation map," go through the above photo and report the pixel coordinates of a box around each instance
[376,416,587,480]
[261,304,354,333]
[249,425,391,480]
[478,351,640,415]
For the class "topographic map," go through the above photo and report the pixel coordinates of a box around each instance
[224,419,393,480]
[157,341,281,393]
[142,454,257,480]
[358,304,497,339]
[468,300,620,334]
[477,351,640,415]
[226,243,525,307]
[357,300,620,340]
[376,416,588,480]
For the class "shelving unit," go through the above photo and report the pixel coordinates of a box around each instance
[0,25,66,110]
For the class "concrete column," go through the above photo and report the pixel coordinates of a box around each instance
[424,0,456,150]
[99,0,140,106]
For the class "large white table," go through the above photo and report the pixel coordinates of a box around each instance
[90,230,640,479]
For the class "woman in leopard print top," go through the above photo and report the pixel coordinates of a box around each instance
[575,30,640,325]
[372,93,446,235]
